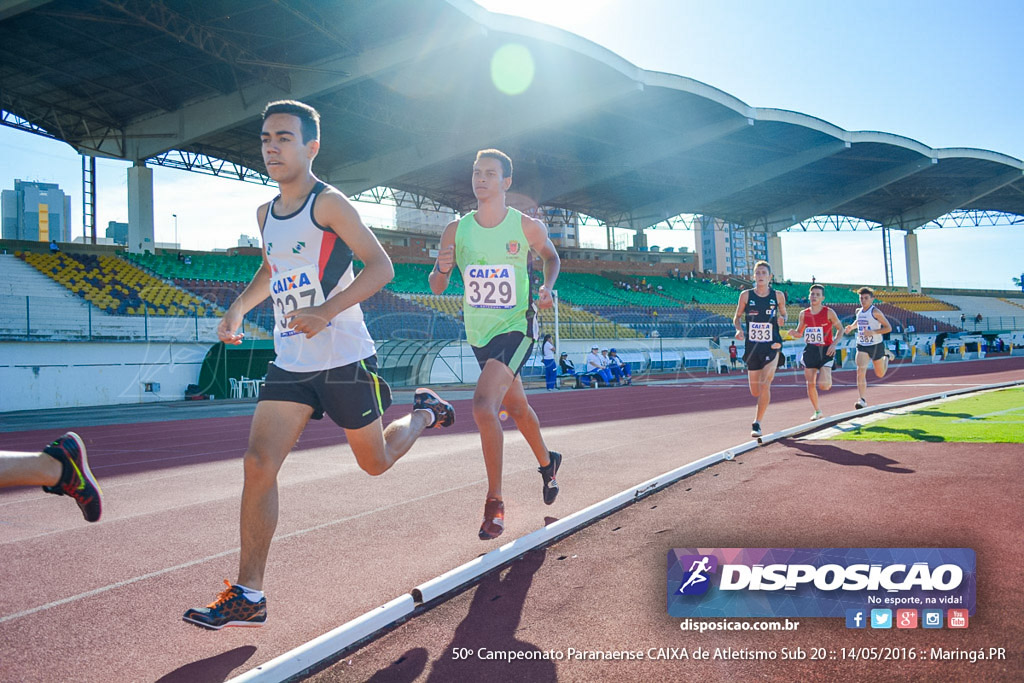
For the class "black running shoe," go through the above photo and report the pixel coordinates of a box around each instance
[538,451,562,505]
[183,581,267,630]
[750,422,762,438]
[413,388,455,428]
[42,432,102,523]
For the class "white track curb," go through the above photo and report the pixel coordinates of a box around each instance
[228,595,416,683]
[229,378,1022,682]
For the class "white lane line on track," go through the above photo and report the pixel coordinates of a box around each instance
[3,375,1014,624]
[0,478,487,625]
[0,415,716,624]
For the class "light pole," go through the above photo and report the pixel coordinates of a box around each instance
[172,213,178,249]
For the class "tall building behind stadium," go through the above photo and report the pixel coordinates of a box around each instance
[1,180,72,243]
[694,215,768,277]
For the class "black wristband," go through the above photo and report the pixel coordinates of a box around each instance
[434,264,451,276]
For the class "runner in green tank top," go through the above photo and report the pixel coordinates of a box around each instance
[429,149,563,540]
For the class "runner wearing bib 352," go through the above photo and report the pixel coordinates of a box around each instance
[733,261,787,439]
[844,286,893,410]
[792,284,844,420]
[429,149,562,541]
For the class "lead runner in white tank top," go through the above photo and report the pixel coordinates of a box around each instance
[262,181,375,372]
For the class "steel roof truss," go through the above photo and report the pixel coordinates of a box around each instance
[757,158,933,232]
[892,169,1024,231]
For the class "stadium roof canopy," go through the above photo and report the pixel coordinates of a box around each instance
[2,0,1023,233]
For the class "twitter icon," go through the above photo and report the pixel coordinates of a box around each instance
[870,609,892,629]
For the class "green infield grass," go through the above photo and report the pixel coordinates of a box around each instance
[831,387,1024,443]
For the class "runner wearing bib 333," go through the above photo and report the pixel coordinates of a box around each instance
[844,286,893,410]
[184,100,454,631]
[733,261,787,439]
[429,149,562,541]
[792,284,844,420]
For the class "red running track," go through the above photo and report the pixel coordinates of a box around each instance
[0,357,1021,682]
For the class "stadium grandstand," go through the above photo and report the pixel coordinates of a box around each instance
[1,0,1023,411]
[5,237,1021,349]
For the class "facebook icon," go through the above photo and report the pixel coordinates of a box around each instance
[846,608,867,629]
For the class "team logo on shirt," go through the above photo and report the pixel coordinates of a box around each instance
[266,242,273,255]
[292,240,306,254]
[506,240,520,256]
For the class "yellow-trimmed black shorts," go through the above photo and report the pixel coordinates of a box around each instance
[259,355,392,429]
[472,331,534,377]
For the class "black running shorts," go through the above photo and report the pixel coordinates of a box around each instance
[857,343,887,362]
[472,331,534,377]
[802,344,835,370]
[743,343,781,372]
[259,355,393,429]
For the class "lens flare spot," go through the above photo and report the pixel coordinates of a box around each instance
[499,409,509,422]
[491,43,535,95]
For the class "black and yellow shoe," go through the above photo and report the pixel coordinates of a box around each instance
[538,451,562,505]
[183,581,267,630]
[42,432,102,523]
[413,388,455,428]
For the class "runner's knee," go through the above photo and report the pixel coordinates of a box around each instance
[355,454,388,477]
[243,449,282,482]
[472,396,502,424]
[505,400,532,423]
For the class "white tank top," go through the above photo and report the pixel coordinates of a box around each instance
[855,305,882,346]
[262,182,375,372]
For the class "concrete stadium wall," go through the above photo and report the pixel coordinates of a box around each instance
[0,341,208,412]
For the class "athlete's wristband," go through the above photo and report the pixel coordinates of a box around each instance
[434,263,452,276]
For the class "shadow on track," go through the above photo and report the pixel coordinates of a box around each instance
[784,439,915,474]
[154,645,257,683]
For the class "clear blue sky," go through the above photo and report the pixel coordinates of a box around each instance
[3,0,1023,289]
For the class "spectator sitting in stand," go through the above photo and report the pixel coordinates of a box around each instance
[586,345,613,387]
[607,348,632,385]
[600,349,618,385]
[558,352,576,376]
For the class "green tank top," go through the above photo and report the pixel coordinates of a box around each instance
[455,207,536,347]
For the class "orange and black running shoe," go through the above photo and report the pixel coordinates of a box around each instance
[413,388,455,428]
[183,581,267,630]
[478,497,505,540]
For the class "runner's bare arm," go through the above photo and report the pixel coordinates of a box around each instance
[844,311,859,335]
[828,308,845,347]
[733,291,749,340]
[793,309,807,337]
[873,307,893,335]
[522,214,559,309]
[428,220,458,295]
[282,189,393,337]
[218,203,273,343]
[776,290,788,325]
